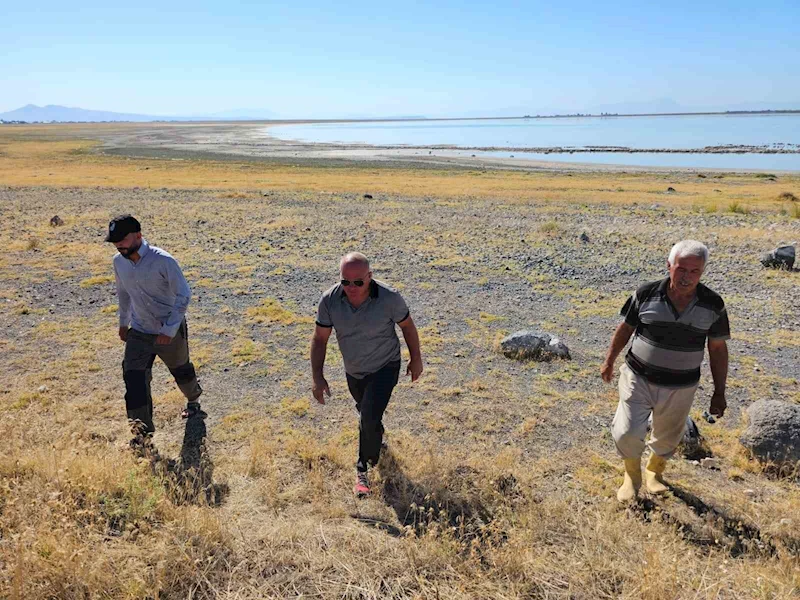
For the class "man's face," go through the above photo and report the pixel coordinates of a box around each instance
[114,232,142,258]
[668,254,705,295]
[340,262,372,304]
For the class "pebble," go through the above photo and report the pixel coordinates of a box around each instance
[743,489,757,497]
[700,457,719,469]
[38,385,49,393]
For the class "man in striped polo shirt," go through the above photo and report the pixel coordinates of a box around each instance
[601,240,730,502]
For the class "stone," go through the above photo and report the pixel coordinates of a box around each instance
[498,330,570,361]
[740,400,800,467]
[580,232,590,242]
[49,215,64,227]
[743,489,756,497]
[667,187,676,192]
[700,457,719,469]
[363,194,373,199]
[759,245,795,270]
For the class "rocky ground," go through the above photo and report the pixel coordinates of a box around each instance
[2,185,798,455]
[1,178,799,598]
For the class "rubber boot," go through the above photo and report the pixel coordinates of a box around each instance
[645,454,669,494]
[617,458,642,502]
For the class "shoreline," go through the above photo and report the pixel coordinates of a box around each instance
[100,122,800,173]
[4,121,800,174]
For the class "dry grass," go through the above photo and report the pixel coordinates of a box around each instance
[1,125,799,599]
[0,125,798,210]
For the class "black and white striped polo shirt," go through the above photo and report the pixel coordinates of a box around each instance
[621,278,730,387]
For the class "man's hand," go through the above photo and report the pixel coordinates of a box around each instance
[710,391,727,418]
[155,334,173,345]
[406,359,423,382]
[600,360,615,383]
[119,327,129,342]
[312,377,331,404]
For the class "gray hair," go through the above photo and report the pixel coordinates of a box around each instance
[668,240,709,265]
[340,252,370,271]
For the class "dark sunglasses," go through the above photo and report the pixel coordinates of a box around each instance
[341,279,366,287]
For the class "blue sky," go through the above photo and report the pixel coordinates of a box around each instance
[2,0,799,118]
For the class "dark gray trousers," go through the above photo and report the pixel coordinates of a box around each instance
[122,319,202,433]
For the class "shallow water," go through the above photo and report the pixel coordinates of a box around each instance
[267,114,800,170]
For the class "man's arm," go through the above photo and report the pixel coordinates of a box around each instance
[601,322,635,382]
[114,261,131,342]
[398,315,423,381]
[158,258,191,343]
[311,325,332,403]
[708,339,728,417]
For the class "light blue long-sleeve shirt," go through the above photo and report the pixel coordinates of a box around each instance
[113,240,191,337]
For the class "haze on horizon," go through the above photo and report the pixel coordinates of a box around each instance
[2,0,799,119]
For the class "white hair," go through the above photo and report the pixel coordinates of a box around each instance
[668,240,709,266]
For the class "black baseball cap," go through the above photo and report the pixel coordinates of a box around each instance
[105,214,141,243]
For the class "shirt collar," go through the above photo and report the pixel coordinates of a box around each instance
[660,276,705,298]
[657,277,670,295]
[137,239,150,259]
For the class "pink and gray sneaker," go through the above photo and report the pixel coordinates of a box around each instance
[354,471,371,497]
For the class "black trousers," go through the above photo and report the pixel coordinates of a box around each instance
[346,360,400,472]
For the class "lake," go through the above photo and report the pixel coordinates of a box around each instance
[266,114,800,170]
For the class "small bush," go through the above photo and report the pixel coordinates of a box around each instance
[728,201,750,214]
[79,275,115,288]
[538,221,564,235]
[778,191,798,202]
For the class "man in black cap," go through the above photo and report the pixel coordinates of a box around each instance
[107,215,204,436]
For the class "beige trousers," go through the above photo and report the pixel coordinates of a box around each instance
[611,363,698,459]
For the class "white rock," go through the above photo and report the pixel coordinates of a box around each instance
[743,489,757,497]
[38,385,48,393]
[700,457,719,469]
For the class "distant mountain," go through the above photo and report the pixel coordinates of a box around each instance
[0,104,286,123]
[719,101,800,112]
[587,98,686,115]
[0,104,180,122]
[198,108,281,120]
[585,99,800,116]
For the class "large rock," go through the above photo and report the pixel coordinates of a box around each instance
[740,400,800,467]
[499,330,570,361]
[760,245,795,270]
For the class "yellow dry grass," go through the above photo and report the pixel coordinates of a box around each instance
[1,125,798,209]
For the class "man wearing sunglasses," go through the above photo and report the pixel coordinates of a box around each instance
[311,252,423,497]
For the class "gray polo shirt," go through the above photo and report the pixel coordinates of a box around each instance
[316,279,410,379]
